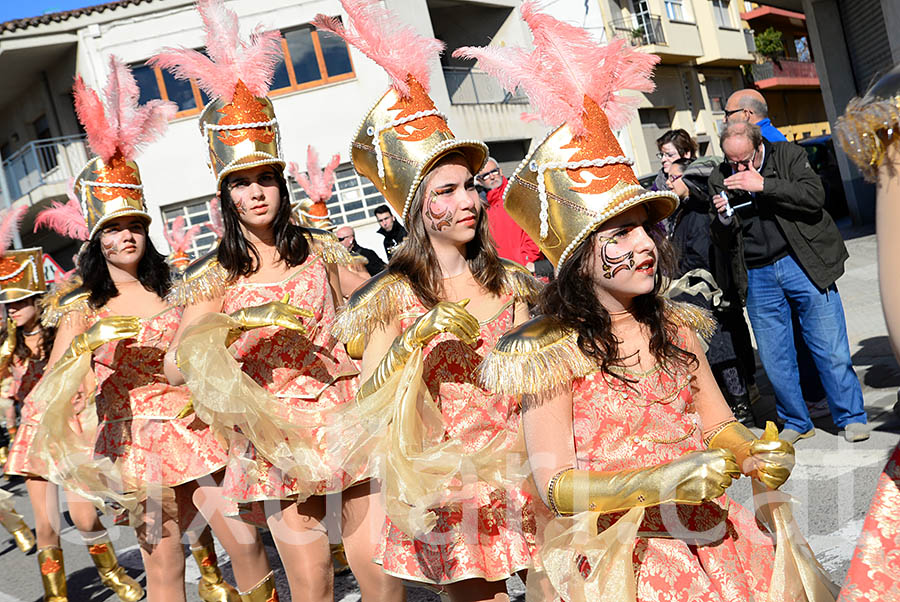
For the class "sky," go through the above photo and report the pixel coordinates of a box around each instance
[0,0,102,24]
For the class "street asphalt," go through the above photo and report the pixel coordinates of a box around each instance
[1,226,897,601]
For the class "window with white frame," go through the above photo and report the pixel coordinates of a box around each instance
[161,199,219,258]
[288,164,386,227]
[712,0,733,28]
[705,75,735,112]
[664,0,693,22]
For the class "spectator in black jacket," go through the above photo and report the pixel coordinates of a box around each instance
[336,226,385,276]
[665,157,757,425]
[374,205,407,258]
[709,121,868,443]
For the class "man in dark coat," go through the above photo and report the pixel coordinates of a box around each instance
[374,205,407,259]
[336,226,385,277]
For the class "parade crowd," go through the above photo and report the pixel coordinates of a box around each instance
[0,1,899,601]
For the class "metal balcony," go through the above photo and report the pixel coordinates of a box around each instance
[443,67,529,105]
[1,134,89,206]
[610,15,666,47]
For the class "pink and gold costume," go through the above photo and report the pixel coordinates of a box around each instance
[333,263,541,585]
[4,356,49,477]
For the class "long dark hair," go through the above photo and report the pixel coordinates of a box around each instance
[1,297,55,362]
[539,225,695,382]
[216,168,310,278]
[388,155,506,308]
[78,224,172,309]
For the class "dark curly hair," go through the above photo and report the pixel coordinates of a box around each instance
[539,226,695,383]
[78,223,172,309]
[1,297,55,362]
[216,168,311,278]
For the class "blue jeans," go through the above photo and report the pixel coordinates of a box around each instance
[745,254,866,432]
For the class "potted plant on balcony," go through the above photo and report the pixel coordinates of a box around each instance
[629,25,646,44]
[754,27,784,61]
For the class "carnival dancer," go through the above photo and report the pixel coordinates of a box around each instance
[27,57,271,602]
[315,2,543,599]
[835,62,900,601]
[153,2,391,600]
[463,4,837,600]
[0,222,143,600]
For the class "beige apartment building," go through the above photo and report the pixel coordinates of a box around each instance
[0,0,757,268]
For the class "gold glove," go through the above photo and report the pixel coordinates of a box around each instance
[549,448,741,516]
[358,299,479,399]
[708,420,794,490]
[226,293,314,346]
[0,321,16,371]
[61,316,141,362]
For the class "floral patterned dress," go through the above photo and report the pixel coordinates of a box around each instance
[90,306,227,490]
[571,336,777,601]
[377,291,537,584]
[4,356,49,477]
[219,253,359,502]
[837,442,900,601]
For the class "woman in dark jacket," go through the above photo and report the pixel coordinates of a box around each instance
[666,158,757,425]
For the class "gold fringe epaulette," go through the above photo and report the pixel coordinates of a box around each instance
[835,71,900,182]
[167,247,228,306]
[332,272,416,344]
[307,228,355,265]
[40,278,91,328]
[664,299,716,343]
[478,314,595,400]
[350,253,369,266]
[499,259,543,303]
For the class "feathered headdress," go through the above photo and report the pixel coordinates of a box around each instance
[453,1,676,270]
[0,206,46,303]
[164,216,203,271]
[289,147,339,203]
[208,197,225,239]
[149,0,282,103]
[454,1,657,135]
[150,0,285,186]
[0,206,26,257]
[313,0,487,220]
[312,0,443,97]
[34,179,90,241]
[74,56,177,163]
[73,56,176,239]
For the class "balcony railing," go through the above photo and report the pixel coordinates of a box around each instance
[744,29,756,54]
[610,15,666,47]
[751,59,818,82]
[1,134,89,205]
[443,67,529,105]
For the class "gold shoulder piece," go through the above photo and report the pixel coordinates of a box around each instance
[167,247,228,306]
[499,258,543,303]
[307,228,355,265]
[40,278,91,328]
[332,271,415,344]
[664,299,716,343]
[478,314,595,399]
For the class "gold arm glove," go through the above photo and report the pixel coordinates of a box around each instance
[548,448,741,516]
[0,321,16,372]
[60,316,141,362]
[225,293,314,346]
[358,299,479,399]
[707,420,794,490]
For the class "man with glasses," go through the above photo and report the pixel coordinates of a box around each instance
[708,121,868,444]
[723,89,787,142]
[477,156,545,275]
[336,225,385,276]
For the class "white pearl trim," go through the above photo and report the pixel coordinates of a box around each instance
[400,138,488,221]
[0,257,38,283]
[372,109,447,180]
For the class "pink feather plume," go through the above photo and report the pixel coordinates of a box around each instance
[453,1,658,133]
[0,205,26,256]
[149,0,283,102]
[208,197,224,238]
[73,56,177,162]
[164,216,204,255]
[312,0,444,96]
[33,179,90,241]
[288,146,340,203]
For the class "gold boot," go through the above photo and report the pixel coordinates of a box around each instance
[239,572,279,602]
[87,540,145,602]
[330,543,350,575]
[37,546,68,602]
[0,507,35,553]
[0,445,8,467]
[192,544,240,602]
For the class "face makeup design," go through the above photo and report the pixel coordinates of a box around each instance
[425,191,454,232]
[597,236,635,279]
